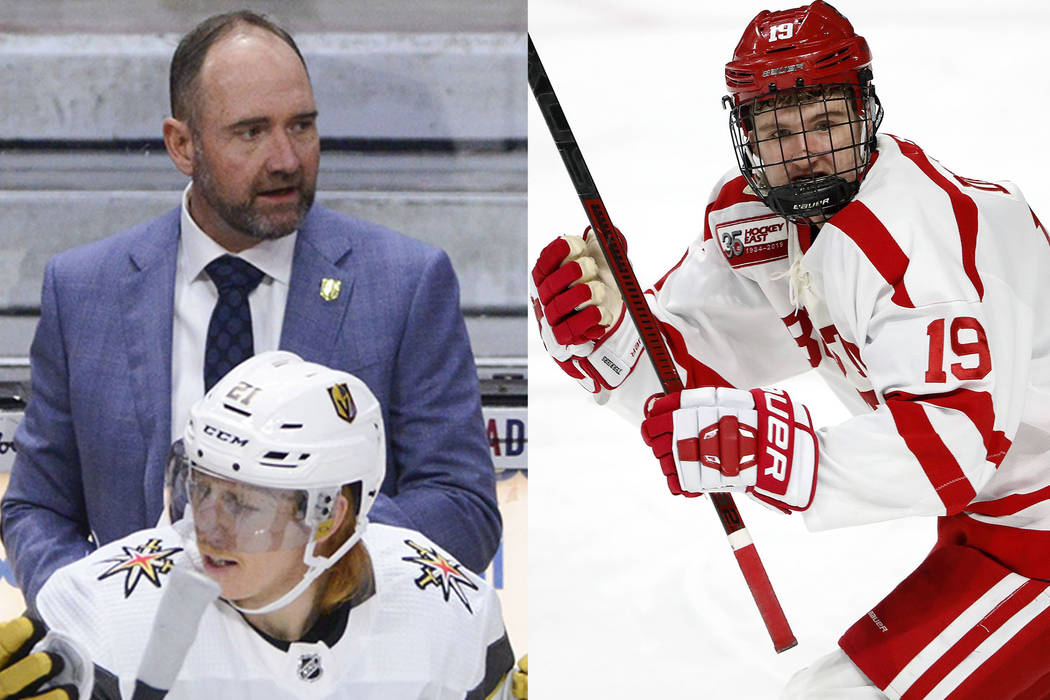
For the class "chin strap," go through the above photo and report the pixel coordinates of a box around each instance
[176,509,369,616]
[228,519,367,616]
[765,174,857,221]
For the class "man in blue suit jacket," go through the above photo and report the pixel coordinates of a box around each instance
[1,11,501,603]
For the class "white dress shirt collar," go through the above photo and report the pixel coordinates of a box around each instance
[178,182,297,285]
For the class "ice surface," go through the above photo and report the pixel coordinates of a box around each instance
[527,2,1050,697]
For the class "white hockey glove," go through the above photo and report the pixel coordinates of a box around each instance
[530,228,643,393]
[640,387,818,512]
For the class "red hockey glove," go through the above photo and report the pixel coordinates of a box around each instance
[641,387,819,512]
[530,229,643,394]
[532,229,623,345]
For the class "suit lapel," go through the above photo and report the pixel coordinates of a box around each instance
[120,210,178,519]
[280,211,355,365]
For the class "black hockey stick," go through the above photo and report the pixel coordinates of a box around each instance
[528,35,797,653]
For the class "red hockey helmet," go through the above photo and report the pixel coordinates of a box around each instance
[725,0,873,106]
[723,1,884,222]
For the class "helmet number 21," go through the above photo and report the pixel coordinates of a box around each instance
[925,317,991,383]
[226,380,262,406]
[769,23,794,41]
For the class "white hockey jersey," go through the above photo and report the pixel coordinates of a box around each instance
[35,521,515,699]
[586,134,1050,549]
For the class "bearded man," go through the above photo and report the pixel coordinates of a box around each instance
[2,10,500,604]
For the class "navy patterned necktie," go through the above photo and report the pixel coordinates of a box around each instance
[203,255,265,391]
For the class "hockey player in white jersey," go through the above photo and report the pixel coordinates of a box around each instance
[532,1,1050,697]
[12,351,521,699]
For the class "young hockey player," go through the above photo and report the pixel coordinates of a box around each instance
[532,1,1050,697]
[16,351,521,699]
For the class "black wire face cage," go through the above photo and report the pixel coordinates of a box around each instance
[726,82,884,222]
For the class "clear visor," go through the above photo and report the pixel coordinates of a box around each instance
[185,466,312,554]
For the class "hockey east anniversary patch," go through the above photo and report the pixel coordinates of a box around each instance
[714,214,789,268]
[401,539,479,613]
[97,537,183,598]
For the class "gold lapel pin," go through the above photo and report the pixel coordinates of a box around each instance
[320,278,342,302]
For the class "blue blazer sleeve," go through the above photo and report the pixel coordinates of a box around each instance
[367,248,502,573]
[2,258,94,602]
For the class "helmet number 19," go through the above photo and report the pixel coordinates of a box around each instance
[770,23,795,41]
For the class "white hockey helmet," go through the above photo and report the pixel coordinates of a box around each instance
[167,350,386,613]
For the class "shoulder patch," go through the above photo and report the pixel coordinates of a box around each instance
[96,537,182,598]
[714,214,789,268]
[401,539,479,613]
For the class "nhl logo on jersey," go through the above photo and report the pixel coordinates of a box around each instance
[297,653,323,683]
[714,214,789,268]
[402,539,480,613]
[97,538,183,598]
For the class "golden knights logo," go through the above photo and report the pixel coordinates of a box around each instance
[319,277,342,302]
[327,382,357,424]
[97,538,182,598]
[402,540,479,613]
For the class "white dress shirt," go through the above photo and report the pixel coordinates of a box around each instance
[171,183,297,443]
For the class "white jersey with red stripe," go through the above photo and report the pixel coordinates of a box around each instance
[35,521,515,699]
[602,133,1050,545]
